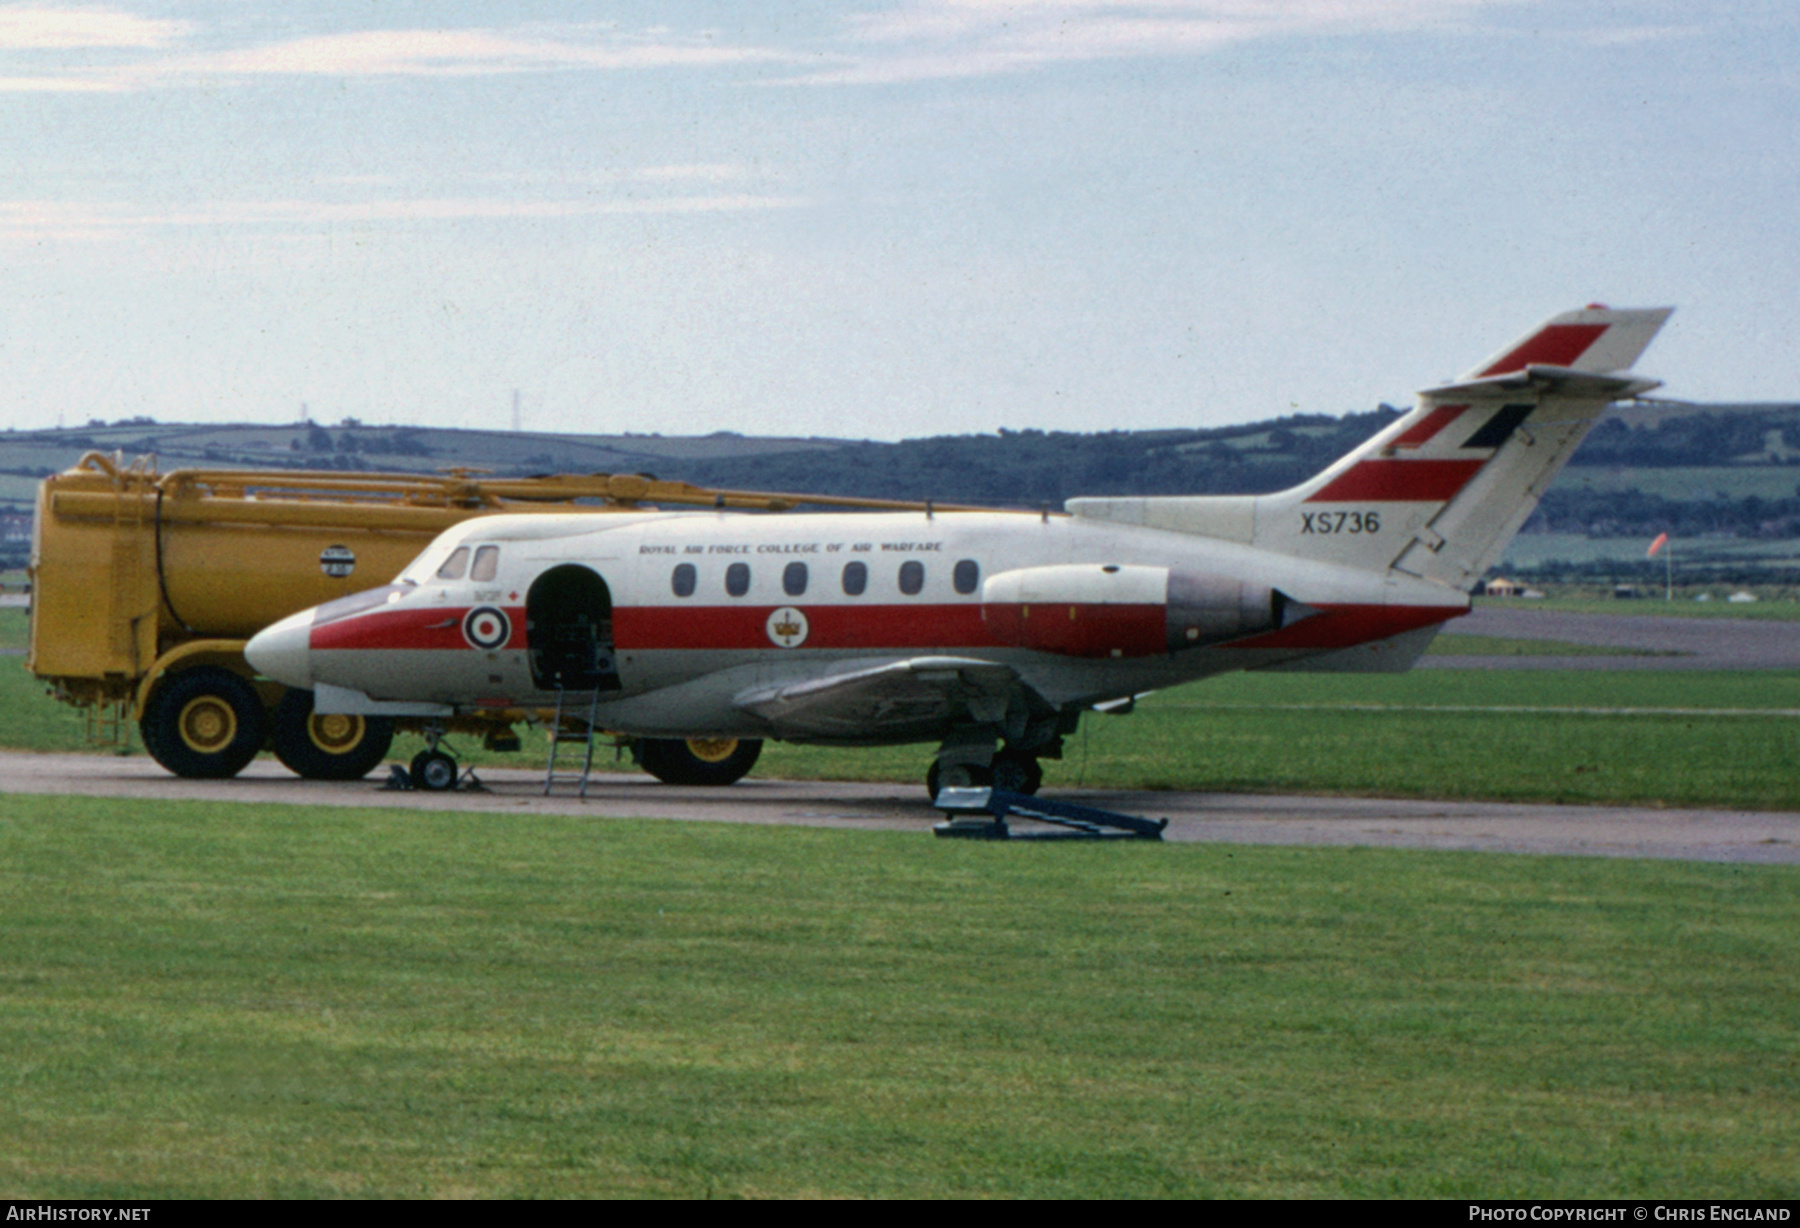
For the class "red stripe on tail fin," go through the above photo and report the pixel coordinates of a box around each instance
[1476,323,1608,376]
[1389,404,1466,449]
[1305,459,1485,503]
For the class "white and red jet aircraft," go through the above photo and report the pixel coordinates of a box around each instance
[248,306,1671,794]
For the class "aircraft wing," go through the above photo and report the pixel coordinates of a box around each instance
[734,656,1038,741]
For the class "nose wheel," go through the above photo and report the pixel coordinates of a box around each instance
[410,749,459,791]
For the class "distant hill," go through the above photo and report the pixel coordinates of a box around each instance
[6,401,1800,581]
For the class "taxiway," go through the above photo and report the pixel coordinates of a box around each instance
[5,751,1795,865]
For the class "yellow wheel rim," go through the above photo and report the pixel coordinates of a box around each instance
[177,696,238,754]
[686,737,739,764]
[307,712,366,754]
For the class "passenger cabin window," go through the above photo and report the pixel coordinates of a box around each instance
[671,563,697,597]
[898,560,925,596]
[842,561,867,596]
[471,545,500,583]
[436,547,470,580]
[725,562,751,597]
[783,561,808,597]
[953,559,980,595]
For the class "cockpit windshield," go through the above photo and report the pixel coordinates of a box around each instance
[309,584,411,626]
[436,547,470,581]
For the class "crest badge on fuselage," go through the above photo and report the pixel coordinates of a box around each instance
[766,606,809,648]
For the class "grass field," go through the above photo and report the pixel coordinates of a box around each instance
[1558,464,1800,501]
[0,794,1793,1198]
[1498,531,1800,574]
[1475,593,1800,620]
[1427,633,1675,657]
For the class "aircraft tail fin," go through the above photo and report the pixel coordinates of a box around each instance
[1067,306,1672,591]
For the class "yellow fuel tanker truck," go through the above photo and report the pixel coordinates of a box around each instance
[28,451,905,782]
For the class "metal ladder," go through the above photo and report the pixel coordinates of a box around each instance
[85,699,131,751]
[543,687,602,797]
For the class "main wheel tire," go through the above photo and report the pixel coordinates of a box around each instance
[637,737,762,786]
[926,758,991,802]
[140,667,267,780]
[410,749,459,791]
[271,689,395,781]
[989,750,1043,796]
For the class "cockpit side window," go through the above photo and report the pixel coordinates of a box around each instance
[470,545,500,582]
[436,547,470,580]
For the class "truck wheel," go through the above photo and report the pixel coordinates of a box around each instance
[637,737,762,786]
[271,689,395,781]
[141,667,267,780]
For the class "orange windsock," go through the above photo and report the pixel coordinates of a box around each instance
[1648,532,1669,558]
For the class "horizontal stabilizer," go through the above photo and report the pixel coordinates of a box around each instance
[1458,306,1672,380]
[1421,365,1661,402]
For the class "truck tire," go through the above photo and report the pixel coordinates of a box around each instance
[271,689,395,781]
[636,737,762,786]
[141,667,267,780]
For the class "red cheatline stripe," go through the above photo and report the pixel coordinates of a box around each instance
[1389,404,1466,449]
[1226,603,1467,651]
[1476,322,1608,376]
[1306,458,1485,503]
[310,605,527,651]
[301,599,1469,659]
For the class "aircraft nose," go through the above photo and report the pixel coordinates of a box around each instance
[246,609,315,689]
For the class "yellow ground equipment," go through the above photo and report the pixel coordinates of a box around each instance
[30,451,952,781]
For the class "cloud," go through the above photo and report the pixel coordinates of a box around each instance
[0,5,184,49]
[789,0,1525,84]
[0,13,791,90]
[166,24,788,79]
[0,192,810,244]
[0,73,124,90]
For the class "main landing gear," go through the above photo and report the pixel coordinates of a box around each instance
[926,749,1044,800]
[925,713,1076,801]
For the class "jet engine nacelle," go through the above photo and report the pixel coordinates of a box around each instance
[981,564,1281,658]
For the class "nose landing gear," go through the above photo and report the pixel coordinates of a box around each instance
[410,748,459,791]
[405,725,468,791]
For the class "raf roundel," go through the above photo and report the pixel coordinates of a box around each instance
[462,606,511,651]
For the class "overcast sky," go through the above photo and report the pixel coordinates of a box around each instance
[0,1,1792,440]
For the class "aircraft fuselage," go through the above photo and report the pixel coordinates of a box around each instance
[248,505,1467,745]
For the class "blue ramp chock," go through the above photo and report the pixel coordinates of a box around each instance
[933,787,1167,841]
